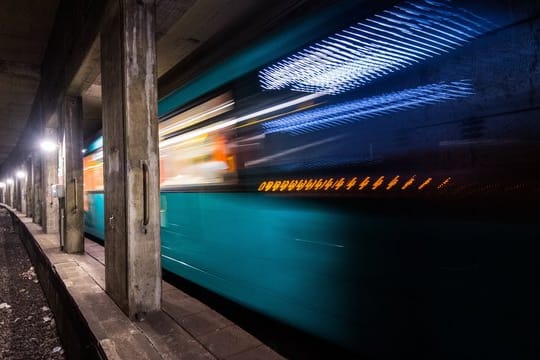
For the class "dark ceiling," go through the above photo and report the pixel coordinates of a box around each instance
[0,0,60,164]
[0,0,310,165]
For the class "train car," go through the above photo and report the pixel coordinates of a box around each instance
[84,0,540,355]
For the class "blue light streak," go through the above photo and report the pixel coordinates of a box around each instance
[86,136,103,154]
[258,0,496,94]
[262,80,474,135]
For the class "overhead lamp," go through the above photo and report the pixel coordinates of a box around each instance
[6,179,13,185]
[40,139,58,152]
[0,182,5,188]
[16,170,26,179]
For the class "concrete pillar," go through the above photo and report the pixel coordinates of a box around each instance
[6,180,13,207]
[20,170,27,214]
[12,176,17,209]
[32,154,42,224]
[101,0,161,319]
[25,157,33,218]
[42,127,59,233]
[10,180,14,208]
[12,177,17,209]
[62,96,84,254]
[13,172,21,211]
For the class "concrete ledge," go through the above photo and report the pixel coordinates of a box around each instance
[2,205,284,360]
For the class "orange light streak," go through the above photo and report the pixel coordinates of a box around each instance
[418,177,432,190]
[386,176,400,190]
[401,176,416,190]
[358,177,370,190]
[372,176,385,190]
[437,177,451,189]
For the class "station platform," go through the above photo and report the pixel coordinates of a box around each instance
[2,205,284,360]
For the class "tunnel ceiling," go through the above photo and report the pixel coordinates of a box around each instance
[82,0,308,138]
[84,0,276,138]
[0,0,60,165]
[0,0,308,164]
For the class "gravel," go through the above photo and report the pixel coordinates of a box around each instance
[0,209,65,360]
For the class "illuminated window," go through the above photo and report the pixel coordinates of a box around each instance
[83,151,104,211]
[159,93,237,188]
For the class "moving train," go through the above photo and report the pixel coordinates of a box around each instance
[84,0,540,355]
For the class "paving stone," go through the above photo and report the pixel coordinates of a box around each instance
[162,292,210,318]
[197,325,262,359]
[226,345,285,360]
[178,309,233,337]
[136,312,216,360]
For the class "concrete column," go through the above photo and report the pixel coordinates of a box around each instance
[7,180,13,207]
[12,177,17,209]
[101,0,161,318]
[10,180,14,208]
[42,127,59,234]
[15,173,19,210]
[20,170,27,214]
[62,96,84,253]
[32,154,42,224]
[25,157,33,218]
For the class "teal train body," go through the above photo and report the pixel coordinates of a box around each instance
[84,1,540,356]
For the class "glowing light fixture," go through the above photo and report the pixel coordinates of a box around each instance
[259,0,496,94]
[40,139,58,152]
[0,182,5,188]
[6,179,13,185]
[263,80,473,134]
[16,171,26,179]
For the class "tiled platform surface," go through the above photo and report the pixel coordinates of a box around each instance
[5,206,284,360]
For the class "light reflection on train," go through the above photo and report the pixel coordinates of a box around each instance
[84,0,540,355]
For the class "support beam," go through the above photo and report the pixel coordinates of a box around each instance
[101,0,161,319]
[25,157,33,218]
[19,170,26,214]
[14,174,21,211]
[7,180,13,207]
[0,60,40,80]
[32,153,42,224]
[42,127,59,234]
[62,96,84,254]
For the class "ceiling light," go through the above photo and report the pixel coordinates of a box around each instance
[40,140,57,152]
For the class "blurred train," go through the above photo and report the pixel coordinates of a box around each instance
[84,0,540,355]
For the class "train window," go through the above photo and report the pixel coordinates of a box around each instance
[83,150,104,192]
[159,92,237,188]
[83,149,104,211]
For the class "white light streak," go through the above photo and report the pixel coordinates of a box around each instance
[263,80,474,134]
[258,0,496,94]
[159,93,323,148]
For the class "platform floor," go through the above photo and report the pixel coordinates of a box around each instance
[8,207,284,360]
